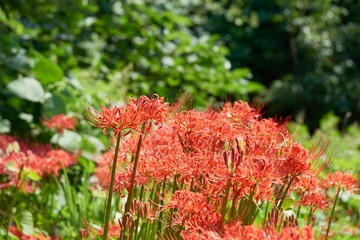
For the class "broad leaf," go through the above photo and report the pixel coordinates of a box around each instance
[51,129,81,151]
[15,209,34,236]
[32,51,64,85]
[25,168,42,181]
[7,77,46,103]
[282,198,296,210]
[6,161,19,173]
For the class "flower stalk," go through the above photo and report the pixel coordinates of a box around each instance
[122,123,146,238]
[5,164,24,240]
[325,188,341,239]
[103,132,122,240]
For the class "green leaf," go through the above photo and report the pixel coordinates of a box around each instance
[6,141,20,155]
[282,198,296,210]
[77,157,96,174]
[51,130,81,151]
[0,118,11,133]
[84,135,106,154]
[15,209,34,236]
[0,227,18,239]
[6,161,19,173]
[25,168,42,181]
[231,68,251,78]
[32,51,64,85]
[246,81,265,93]
[7,77,46,103]
[41,94,66,117]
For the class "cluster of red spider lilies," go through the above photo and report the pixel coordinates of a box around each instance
[87,94,358,239]
[1,94,358,239]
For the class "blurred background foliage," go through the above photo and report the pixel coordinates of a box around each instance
[0,0,359,134]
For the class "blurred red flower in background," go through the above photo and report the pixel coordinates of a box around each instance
[41,113,76,134]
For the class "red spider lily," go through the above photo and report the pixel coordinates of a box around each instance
[8,226,52,240]
[85,101,139,136]
[86,220,123,239]
[161,190,213,215]
[93,151,126,188]
[160,190,222,233]
[293,175,329,212]
[112,164,151,196]
[126,94,173,131]
[90,96,341,239]
[297,191,329,211]
[182,221,315,240]
[100,97,329,204]
[93,147,151,195]
[276,141,329,178]
[41,113,76,134]
[130,199,157,222]
[278,226,315,240]
[0,135,76,191]
[86,94,181,136]
[322,171,359,193]
[222,100,262,124]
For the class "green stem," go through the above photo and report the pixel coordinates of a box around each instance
[103,132,122,240]
[138,222,146,239]
[172,174,179,194]
[325,188,341,240]
[262,201,270,227]
[234,198,246,221]
[251,201,264,224]
[5,164,24,240]
[307,207,313,226]
[176,216,186,239]
[220,177,232,228]
[228,188,239,222]
[124,125,145,214]
[169,174,179,236]
[122,125,146,238]
[241,184,256,225]
[295,206,301,221]
[277,177,294,210]
[133,185,145,240]
[60,160,79,238]
[180,177,185,190]
[43,176,54,234]
[189,178,195,192]
[157,180,166,235]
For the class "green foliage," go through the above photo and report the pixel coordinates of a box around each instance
[164,0,360,131]
[289,112,360,171]
[7,77,47,103]
[14,209,34,236]
[0,0,264,141]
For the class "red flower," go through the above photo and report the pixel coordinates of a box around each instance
[8,225,52,240]
[322,171,359,193]
[297,191,329,211]
[86,220,122,239]
[182,222,315,240]
[0,135,76,191]
[86,94,180,136]
[41,113,76,134]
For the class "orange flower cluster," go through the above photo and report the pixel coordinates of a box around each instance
[92,98,358,239]
[293,171,359,212]
[0,135,76,191]
[41,113,76,134]
[86,94,180,136]
[322,171,359,193]
[97,101,327,198]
